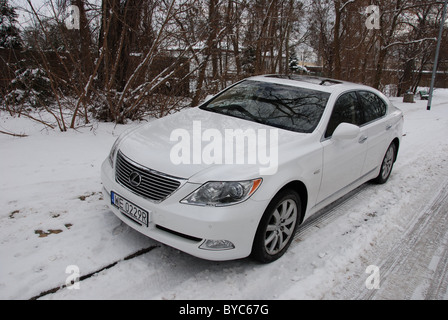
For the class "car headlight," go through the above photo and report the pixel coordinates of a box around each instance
[108,137,121,168]
[181,179,262,207]
[108,125,145,168]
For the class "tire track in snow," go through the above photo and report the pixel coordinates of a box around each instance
[29,245,159,300]
[425,228,448,299]
[350,180,448,300]
[293,184,371,244]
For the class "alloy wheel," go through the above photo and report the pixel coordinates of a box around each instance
[264,199,298,255]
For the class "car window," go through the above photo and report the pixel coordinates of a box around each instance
[358,91,387,124]
[325,92,362,138]
[200,80,330,134]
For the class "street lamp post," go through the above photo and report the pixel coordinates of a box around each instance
[427,0,448,111]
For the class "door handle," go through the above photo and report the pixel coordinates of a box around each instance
[359,136,368,144]
[386,124,393,131]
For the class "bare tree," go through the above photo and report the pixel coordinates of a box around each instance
[5,0,447,131]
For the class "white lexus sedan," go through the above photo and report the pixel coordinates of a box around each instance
[101,75,403,263]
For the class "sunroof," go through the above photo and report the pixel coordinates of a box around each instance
[265,75,342,86]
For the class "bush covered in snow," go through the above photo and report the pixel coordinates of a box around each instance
[4,67,53,108]
[0,0,21,49]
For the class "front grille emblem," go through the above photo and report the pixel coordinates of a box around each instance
[116,151,183,202]
[129,172,142,187]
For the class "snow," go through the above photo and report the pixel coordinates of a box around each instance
[1,89,448,300]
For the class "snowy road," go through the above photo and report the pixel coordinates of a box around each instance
[360,180,448,300]
[330,179,448,300]
[1,90,448,300]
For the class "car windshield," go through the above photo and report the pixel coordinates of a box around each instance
[200,80,330,133]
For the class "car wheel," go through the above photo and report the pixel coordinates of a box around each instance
[251,190,302,263]
[374,143,396,184]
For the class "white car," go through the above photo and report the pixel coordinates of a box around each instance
[101,75,404,263]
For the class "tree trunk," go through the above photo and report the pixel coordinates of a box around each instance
[373,48,386,89]
[73,0,93,76]
[333,0,341,79]
[209,0,219,92]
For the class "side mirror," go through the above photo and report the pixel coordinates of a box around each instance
[332,123,360,140]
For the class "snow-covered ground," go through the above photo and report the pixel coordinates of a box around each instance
[1,90,448,300]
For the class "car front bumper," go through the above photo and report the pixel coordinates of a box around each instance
[101,160,269,261]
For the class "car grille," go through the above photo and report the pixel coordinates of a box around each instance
[115,151,183,202]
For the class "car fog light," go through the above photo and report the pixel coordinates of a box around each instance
[200,240,235,251]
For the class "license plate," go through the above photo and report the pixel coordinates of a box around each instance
[111,192,149,227]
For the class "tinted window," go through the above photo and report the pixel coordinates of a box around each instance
[358,91,387,124]
[200,80,330,133]
[325,92,362,138]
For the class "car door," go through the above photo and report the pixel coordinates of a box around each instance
[317,91,368,204]
[357,90,389,176]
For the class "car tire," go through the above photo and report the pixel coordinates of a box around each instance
[374,142,396,184]
[251,189,302,263]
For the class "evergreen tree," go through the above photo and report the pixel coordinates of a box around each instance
[289,48,299,73]
[0,0,21,48]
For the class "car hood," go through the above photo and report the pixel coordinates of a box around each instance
[118,107,310,183]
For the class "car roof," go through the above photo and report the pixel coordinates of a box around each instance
[247,74,376,95]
